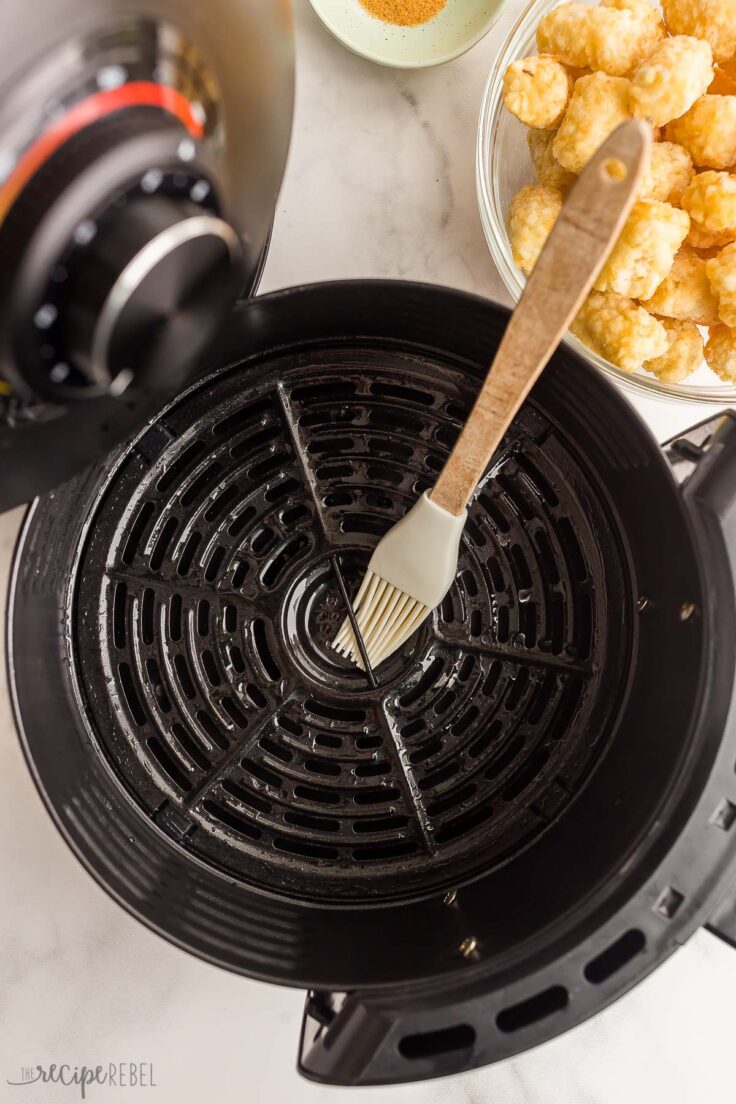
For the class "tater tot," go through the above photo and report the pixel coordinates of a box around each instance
[508,184,564,274]
[537,0,664,76]
[662,0,736,63]
[644,319,704,380]
[685,220,735,251]
[553,74,632,174]
[594,200,690,299]
[709,67,736,95]
[630,36,713,125]
[571,291,669,370]
[641,249,720,323]
[705,323,736,379]
[706,241,736,326]
[527,129,578,190]
[503,55,574,129]
[666,95,736,169]
[682,171,736,233]
[639,141,694,204]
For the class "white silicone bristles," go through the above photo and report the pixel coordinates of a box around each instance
[331,570,430,670]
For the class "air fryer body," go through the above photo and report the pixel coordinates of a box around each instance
[9,281,736,1086]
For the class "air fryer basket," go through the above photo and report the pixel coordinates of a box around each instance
[9,282,736,1085]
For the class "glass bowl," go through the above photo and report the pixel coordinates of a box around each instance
[476,0,736,404]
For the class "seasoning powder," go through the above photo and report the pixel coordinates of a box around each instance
[358,0,447,26]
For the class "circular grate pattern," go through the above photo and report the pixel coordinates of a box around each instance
[74,348,630,902]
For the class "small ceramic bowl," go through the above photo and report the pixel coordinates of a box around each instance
[308,0,509,68]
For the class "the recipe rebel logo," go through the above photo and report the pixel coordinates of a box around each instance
[7,1062,157,1099]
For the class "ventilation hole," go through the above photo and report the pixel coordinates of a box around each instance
[196,599,210,637]
[204,546,226,583]
[509,545,532,590]
[584,930,645,984]
[435,801,494,844]
[145,657,171,712]
[355,761,390,778]
[354,786,400,805]
[227,506,256,537]
[119,663,146,725]
[496,605,510,643]
[203,799,260,839]
[434,690,456,715]
[113,581,127,648]
[171,722,209,771]
[366,463,403,485]
[278,715,302,737]
[307,435,355,456]
[306,699,365,723]
[478,493,510,534]
[410,738,442,765]
[400,657,444,707]
[401,719,425,739]
[355,734,382,751]
[147,736,192,792]
[445,399,467,421]
[506,668,530,711]
[711,798,736,831]
[265,477,300,503]
[222,779,271,814]
[469,609,483,638]
[157,441,205,492]
[366,436,413,461]
[282,504,310,525]
[294,784,339,806]
[468,718,503,759]
[201,650,221,687]
[168,594,182,641]
[498,474,534,522]
[274,836,339,860]
[204,484,240,523]
[317,461,352,480]
[251,527,275,555]
[352,840,418,861]
[139,587,155,646]
[575,593,593,659]
[180,462,222,508]
[323,490,352,508]
[497,986,568,1033]
[242,758,281,788]
[435,424,458,448]
[232,560,249,588]
[427,783,476,817]
[305,758,341,778]
[249,453,288,483]
[458,655,476,682]
[482,661,503,697]
[353,814,409,834]
[654,886,685,919]
[548,594,564,654]
[419,761,459,790]
[515,453,559,506]
[425,454,443,473]
[398,1024,475,1061]
[261,534,310,589]
[519,601,537,648]
[223,605,237,634]
[284,811,339,833]
[369,407,423,434]
[440,593,455,623]
[173,654,196,700]
[228,645,246,674]
[260,736,292,763]
[534,529,560,584]
[177,532,202,576]
[122,501,156,565]
[196,709,228,751]
[212,397,272,437]
[485,734,525,780]
[503,746,549,800]
[253,620,281,681]
[341,516,386,537]
[149,516,178,571]
[450,706,478,738]
[245,683,268,709]
[316,733,342,749]
[220,696,247,727]
[291,380,357,403]
[228,423,281,459]
[558,517,588,582]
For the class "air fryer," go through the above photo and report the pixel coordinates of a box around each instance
[3,0,736,1093]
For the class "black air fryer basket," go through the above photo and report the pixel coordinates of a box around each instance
[9,282,736,1086]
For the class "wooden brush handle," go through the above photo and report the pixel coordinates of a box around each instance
[430,120,651,517]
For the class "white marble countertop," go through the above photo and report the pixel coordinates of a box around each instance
[1,3,734,1102]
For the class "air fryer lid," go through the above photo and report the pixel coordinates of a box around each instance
[10,283,736,1076]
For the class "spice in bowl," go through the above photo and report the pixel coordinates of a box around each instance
[358,0,447,26]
